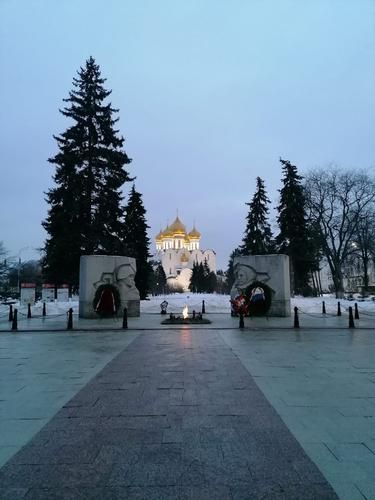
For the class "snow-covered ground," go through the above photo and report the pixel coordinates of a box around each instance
[1,293,375,319]
[140,293,375,315]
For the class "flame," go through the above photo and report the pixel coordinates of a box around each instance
[182,305,189,319]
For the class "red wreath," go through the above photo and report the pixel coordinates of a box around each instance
[231,294,249,315]
[93,284,121,317]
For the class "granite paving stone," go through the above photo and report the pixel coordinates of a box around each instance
[0,330,139,467]
[0,329,338,498]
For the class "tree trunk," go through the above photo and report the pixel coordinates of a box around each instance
[363,256,369,291]
[311,272,317,296]
[333,271,345,298]
[317,270,323,296]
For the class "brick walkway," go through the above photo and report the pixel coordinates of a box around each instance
[0,330,337,499]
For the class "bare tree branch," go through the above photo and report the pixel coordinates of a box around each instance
[305,167,375,297]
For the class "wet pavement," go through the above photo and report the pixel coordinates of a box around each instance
[0,329,336,499]
[0,315,374,498]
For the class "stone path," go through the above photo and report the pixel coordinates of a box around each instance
[0,330,139,468]
[0,330,337,499]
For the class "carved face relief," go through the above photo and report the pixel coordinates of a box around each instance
[92,263,138,301]
[115,263,139,300]
[233,263,270,290]
[235,264,257,287]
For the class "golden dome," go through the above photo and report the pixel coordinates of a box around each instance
[155,229,164,241]
[162,225,173,237]
[188,226,201,239]
[169,216,186,235]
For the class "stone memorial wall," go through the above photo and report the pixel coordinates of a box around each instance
[230,254,290,317]
[79,255,140,318]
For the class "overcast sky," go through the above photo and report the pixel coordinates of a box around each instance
[1,0,375,269]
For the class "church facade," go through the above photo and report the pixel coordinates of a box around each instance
[155,216,216,292]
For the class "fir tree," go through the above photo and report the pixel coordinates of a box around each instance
[276,158,313,294]
[226,247,242,292]
[42,57,132,288]
[189,262,199,293]
[197,262,206,292]
[200,258,216,292]
[151,263,167,295]
[157,264,167,295]
[123,185,152,299]
[206,271,217,293]
[189,261,211,293]
[242,177,273,255]
[202,259,211,289]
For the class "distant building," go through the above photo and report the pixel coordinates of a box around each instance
[342,255,375,294]
[317,257,375,295]
[155,216,216,292]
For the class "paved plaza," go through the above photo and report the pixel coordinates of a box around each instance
[0,314,374,498]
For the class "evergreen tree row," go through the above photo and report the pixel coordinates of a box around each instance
[276,158,316,295]
[42,57,151,298]
[148,263,167,295]
[241,176,273,255]
[189,260,217,293]
[230,158,319,296]
[122,185,152,300]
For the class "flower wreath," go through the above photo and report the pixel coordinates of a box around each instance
[93,284,121,317]
[244,280,272,316]
[231,294,249,316]
[231,281,273,317]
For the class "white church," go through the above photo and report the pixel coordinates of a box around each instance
[155,216,216,291]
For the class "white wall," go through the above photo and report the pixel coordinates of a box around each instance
[158,248,216,277]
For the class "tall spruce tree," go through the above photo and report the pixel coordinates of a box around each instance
[42,57,132,289]
[189,262,200,293]
[226,247,242,292]
[123,185,152,299]
[242,177,273,255]
[201,258,215,292]
[149,263,167,295]
[197,262,206,292]
[202,259,211,287]
[155,264,167,295]
[276,158,312,294]
[189,261,210,293]
[206,271,217,293]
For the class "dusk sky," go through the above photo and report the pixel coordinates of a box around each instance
[1,1,375,269]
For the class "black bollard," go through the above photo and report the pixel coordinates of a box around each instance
[294,306,300,328]
[192,310,196,319]
[27,303,32,319]
[42,302,46,317]
[337,301,341,316]
[239,312,244,328]
[354,302,359,320]
[8,304,13,322]
[12,309,18,331]
[348,306,355,328]
[202,300,206,314]
[322,301,326,314]
[122,307,128,329]
[67,308,73,330]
